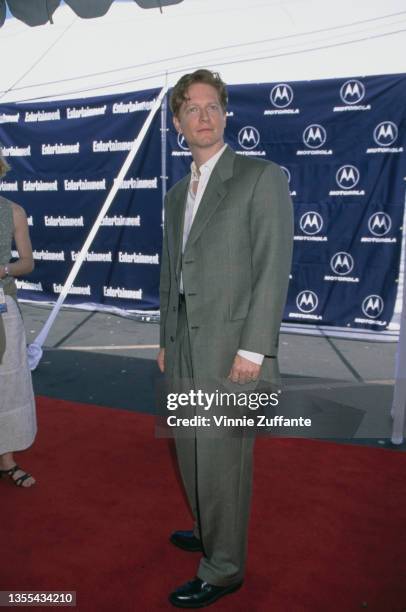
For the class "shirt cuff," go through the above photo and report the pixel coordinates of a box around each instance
[237,349,264,366]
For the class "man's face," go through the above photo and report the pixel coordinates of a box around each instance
[173,82,226,152]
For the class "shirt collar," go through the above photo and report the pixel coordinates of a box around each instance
[190,143,227,181]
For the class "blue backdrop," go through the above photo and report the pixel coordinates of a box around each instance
[0,73,405,332]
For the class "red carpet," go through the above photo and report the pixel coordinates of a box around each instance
[1,396,406,612]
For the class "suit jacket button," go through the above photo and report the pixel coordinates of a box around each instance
[170,335,175,342]
[173,306,177,312]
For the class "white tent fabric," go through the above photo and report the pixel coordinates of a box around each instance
[0,0,183,28]
[0,0,406,103]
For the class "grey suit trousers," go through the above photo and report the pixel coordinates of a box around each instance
[173,299,255,587]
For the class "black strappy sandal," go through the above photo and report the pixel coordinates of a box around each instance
[0,464,35,487]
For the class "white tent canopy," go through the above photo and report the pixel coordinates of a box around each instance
[1,0,406,104]
[0,0,183,29]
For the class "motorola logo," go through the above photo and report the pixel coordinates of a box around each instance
[270,83,294,108]
[330,252,354,275]
[362,295,384,319]
[177,133,189,150]
[368,212,392,236]
[238,126,260,150]
[303,124,327,149]
[336,165,360,190]
[373,122,398,147]
[299,212,323,235]
[340,79,365,105]
[280,166,291,183]
[296,290,318,313]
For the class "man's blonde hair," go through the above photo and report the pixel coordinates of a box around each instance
[170,69,228,117]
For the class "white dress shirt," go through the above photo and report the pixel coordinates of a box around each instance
[181,144,264,367]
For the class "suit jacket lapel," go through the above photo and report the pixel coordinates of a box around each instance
[169,176,189,282]
[184,145,235,252]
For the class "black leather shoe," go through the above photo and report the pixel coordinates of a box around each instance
[170,530,202,552]
[169,577,242,608]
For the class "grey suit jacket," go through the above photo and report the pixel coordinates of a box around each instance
[159,145,293,386]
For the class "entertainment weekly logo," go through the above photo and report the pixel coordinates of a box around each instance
[2,145,31,157]
[0,112,20,124]
[53,284,91,296]
[33,249,65,261]
[44,216,84,227]
[112,99,157,114]
[0,180,18,192]
[25,109,61,122]
[66,105,107,119]
[16,280,43,292]
[42,143,80,155]
[103,286,143,300]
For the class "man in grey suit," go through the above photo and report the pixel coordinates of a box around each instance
[157,69,293,608]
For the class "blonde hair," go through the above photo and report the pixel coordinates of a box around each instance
[0,147,10,178]
[170,69,228,117]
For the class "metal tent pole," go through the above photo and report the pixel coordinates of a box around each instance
[160,81,168,226]
[391,185,406,444]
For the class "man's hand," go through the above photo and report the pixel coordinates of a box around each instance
[157,348,165,373]
[228,354,261,385]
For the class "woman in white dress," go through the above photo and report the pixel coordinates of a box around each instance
[0,150,37,487]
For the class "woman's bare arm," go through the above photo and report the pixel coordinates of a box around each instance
[0,203,34,279]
